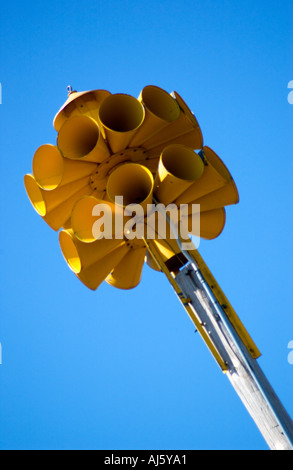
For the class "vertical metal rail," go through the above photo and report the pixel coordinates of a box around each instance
[145,205,293,450]
[176,260,293,450]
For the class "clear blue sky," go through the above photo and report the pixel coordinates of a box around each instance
[0,0,292,450]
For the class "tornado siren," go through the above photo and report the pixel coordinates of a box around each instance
[24,85,239,291]
[24,86,293,450]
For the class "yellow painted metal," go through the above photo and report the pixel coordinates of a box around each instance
[129,85,180,147]
[187,207,227,240]
[146,127,203,157]
[53,89,111,132]
[98,94,145,153]
[145,238,229,371]
[186,247,261,360]
[32,144,98,190]
[142,91,203,153]
[59,229,129,290]
[25,84,260,366]
[189,180,239,213]
[145,249,162,272]
[25,85,241,298]
[172,91,199,126]
[24,174,47,216]
[24,174,92,231]
[175,146,238,205]
[199,208,226,239]
[145,234,261,366]
[57,115,110,163]
[85,148,151,201]
[71,195,128,243]
[77,245,130,291]
[59,229,124,272]
[154,144,204,205]
[144,220,260,361]
[139,157,160,175]
[148,237,182,264]
[144,206,226,246]
[107,163,154,211]
[106,242,147,290]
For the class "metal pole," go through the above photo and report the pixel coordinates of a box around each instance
[175,262,293,450]
[146,202,293,450]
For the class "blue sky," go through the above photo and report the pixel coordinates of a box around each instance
[0,0,292,450]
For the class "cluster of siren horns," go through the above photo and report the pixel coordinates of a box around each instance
[24,85,239,291]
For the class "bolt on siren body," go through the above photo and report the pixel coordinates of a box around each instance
[24,85,239,291]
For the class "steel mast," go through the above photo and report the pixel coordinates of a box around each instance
[146,225,293,450]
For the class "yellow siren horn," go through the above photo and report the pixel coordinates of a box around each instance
[24,174,92,231]
[53,89,111,132]
[71,195,128,243]
[24,85,241,294]
[175,146,239,210]
[59,229,129,290]
[145,249,161,272]
[129,85,180,147]
[98,94,145,153]
[32,144,97,191]
[142,91,203,154]
[185,207,227,240]
[189,181,239,213]
[57,115,110,163]
[154,144,204,205]
[106,240,147,290]
[107,163,154,213]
